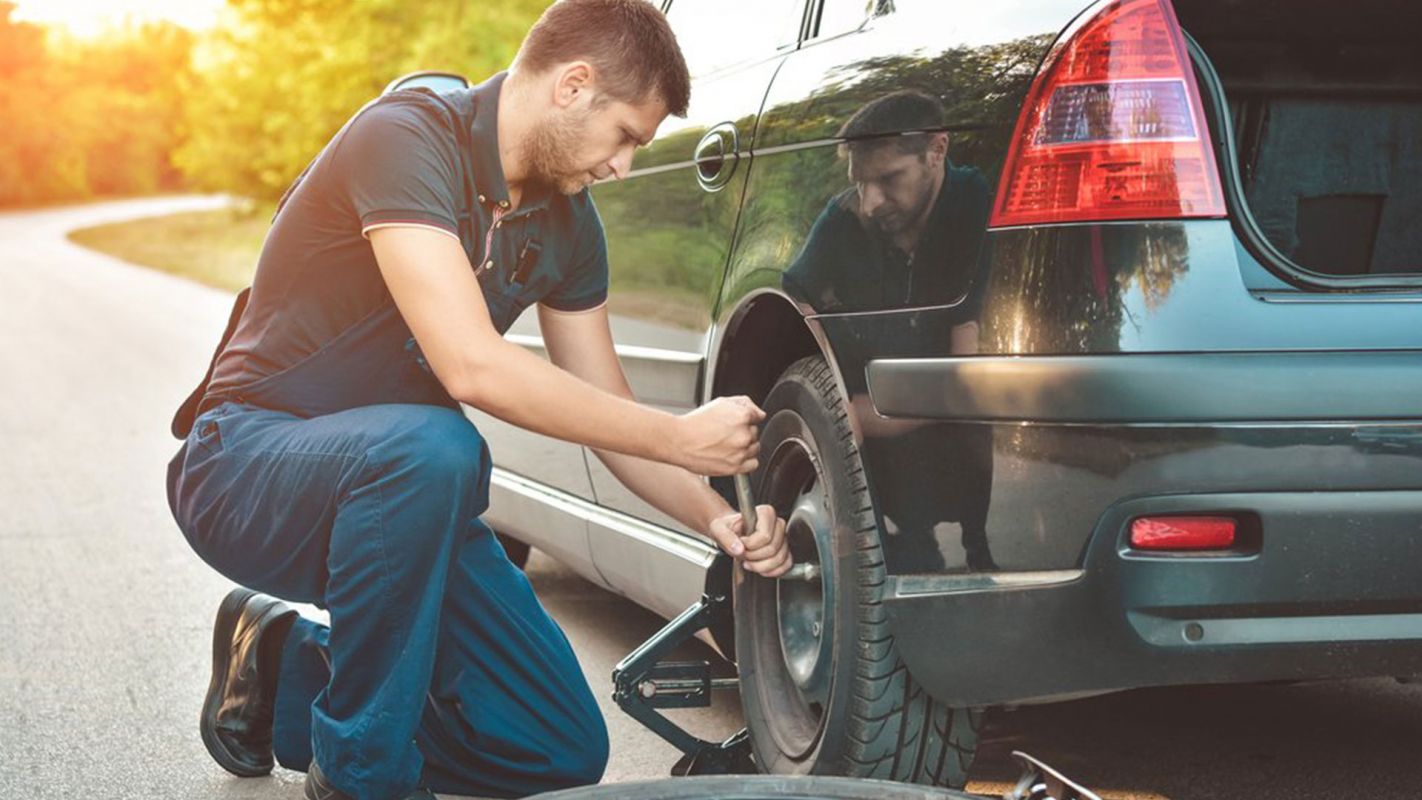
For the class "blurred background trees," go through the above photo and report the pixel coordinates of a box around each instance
[0,2,194,205]
[0,0,549,208]
[177,0,549,201]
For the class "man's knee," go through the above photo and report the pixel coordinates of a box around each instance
[545,710,609,789]
[365,406,488,493]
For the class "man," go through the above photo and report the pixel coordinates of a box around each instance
[783,90,997,572]
[165,2,792,799]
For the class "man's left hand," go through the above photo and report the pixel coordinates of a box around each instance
[708,504,793,577]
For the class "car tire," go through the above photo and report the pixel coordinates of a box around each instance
[530,775,979,799]
[495,530,531,570]
[734,356,981,788]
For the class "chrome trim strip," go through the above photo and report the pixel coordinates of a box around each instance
[1130,610,1422,647]
[890,570,1084,598]
[505,333,704,365]
[1255,294,1422,304]
[490,468,718,567]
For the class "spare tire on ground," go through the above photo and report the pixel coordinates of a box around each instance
[530,775,981,799]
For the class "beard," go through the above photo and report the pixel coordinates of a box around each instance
[523,108,594,196]
[865,182,935,238]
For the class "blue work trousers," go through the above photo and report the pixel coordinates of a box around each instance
[167,401,609,799]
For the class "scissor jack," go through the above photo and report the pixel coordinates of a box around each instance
[611,589,753,776]
[612,474,823,776]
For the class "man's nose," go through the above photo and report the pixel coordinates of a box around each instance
[607,145,635,181]
[859,183,885,215]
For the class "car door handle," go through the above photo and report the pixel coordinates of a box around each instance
[693,123,739,191]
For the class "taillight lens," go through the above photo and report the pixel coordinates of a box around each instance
[1130,516,1237,550]
[990,0,1226,227]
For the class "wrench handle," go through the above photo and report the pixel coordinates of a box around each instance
[733,473,757,536]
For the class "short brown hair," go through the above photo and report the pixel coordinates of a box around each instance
[513,0,691,117]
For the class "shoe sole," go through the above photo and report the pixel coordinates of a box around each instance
[200,587,273,777]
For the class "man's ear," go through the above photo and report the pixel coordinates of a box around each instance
[552,61,595,109]
[929,132,949,165]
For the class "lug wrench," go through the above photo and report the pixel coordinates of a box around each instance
[733,473,819,582]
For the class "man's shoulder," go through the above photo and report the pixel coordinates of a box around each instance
[346,92,460,150]
[546,188,604,240]
[946,162,989,198]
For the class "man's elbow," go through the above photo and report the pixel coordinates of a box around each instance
[437,338,518,410]
[434,351,490,408]
[442,364,495,410]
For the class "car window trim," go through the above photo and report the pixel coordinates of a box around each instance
[805,0,871,42]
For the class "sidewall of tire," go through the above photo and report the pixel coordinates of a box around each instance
[735,357,876,776]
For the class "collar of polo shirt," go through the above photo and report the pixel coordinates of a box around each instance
[468,71,553,217]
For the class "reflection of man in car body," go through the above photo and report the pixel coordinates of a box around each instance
[783,90,997,572]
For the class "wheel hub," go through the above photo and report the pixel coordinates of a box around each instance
[773,450,833,707]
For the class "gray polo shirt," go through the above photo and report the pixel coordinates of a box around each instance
[207,71,609,401]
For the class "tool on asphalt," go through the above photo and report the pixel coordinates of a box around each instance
[1006,751,1103,800]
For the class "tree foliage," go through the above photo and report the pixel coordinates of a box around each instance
[0,0,548,207]
[0,2,194,206]
[176,0,550,201]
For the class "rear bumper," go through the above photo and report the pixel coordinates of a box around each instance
[886,489,1422,707]
[866,350,1422,423]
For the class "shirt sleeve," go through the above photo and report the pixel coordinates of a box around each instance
[783,192,859,313]
[541,196,610,312]
[328,100,462,241]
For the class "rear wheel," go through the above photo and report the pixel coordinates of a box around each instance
[734,356,981,787]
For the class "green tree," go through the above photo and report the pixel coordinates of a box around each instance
[177,0,550,201]
[0,3,194,206]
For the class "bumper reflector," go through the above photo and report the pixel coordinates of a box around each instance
[1130,516,1236,550]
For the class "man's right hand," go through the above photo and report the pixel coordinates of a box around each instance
[671,396,766,476]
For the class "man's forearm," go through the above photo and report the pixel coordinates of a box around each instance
[590,446,732,537]
[454,338,682,463]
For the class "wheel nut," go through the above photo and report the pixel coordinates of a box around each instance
[811,621,822,637]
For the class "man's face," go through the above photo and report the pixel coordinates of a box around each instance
[846,145,939,237]
[526,92,666,195]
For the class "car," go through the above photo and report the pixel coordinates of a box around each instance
[406,0,1422,789]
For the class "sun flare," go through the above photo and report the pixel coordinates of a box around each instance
[10,0,225,37]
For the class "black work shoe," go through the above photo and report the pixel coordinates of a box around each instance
[304,760,437,800]
[200,587,297,776]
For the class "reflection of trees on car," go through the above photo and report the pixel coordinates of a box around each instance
[767,34,1054,170]
[980,224,1191,355]
[590,116,754,330]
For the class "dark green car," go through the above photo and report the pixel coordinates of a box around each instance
[407,0,1422,789]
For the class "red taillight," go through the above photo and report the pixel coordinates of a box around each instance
[1130,516,1237,551]
[990,0,1226,227]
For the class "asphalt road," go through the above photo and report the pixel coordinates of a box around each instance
[2,198,1421,800]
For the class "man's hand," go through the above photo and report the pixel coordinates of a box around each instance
[673,396,766,476]
[708,503,793,577]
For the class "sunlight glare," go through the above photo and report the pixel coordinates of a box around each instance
[11,0,225,37]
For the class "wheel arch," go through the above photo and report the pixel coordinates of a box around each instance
[702,288,860,658]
